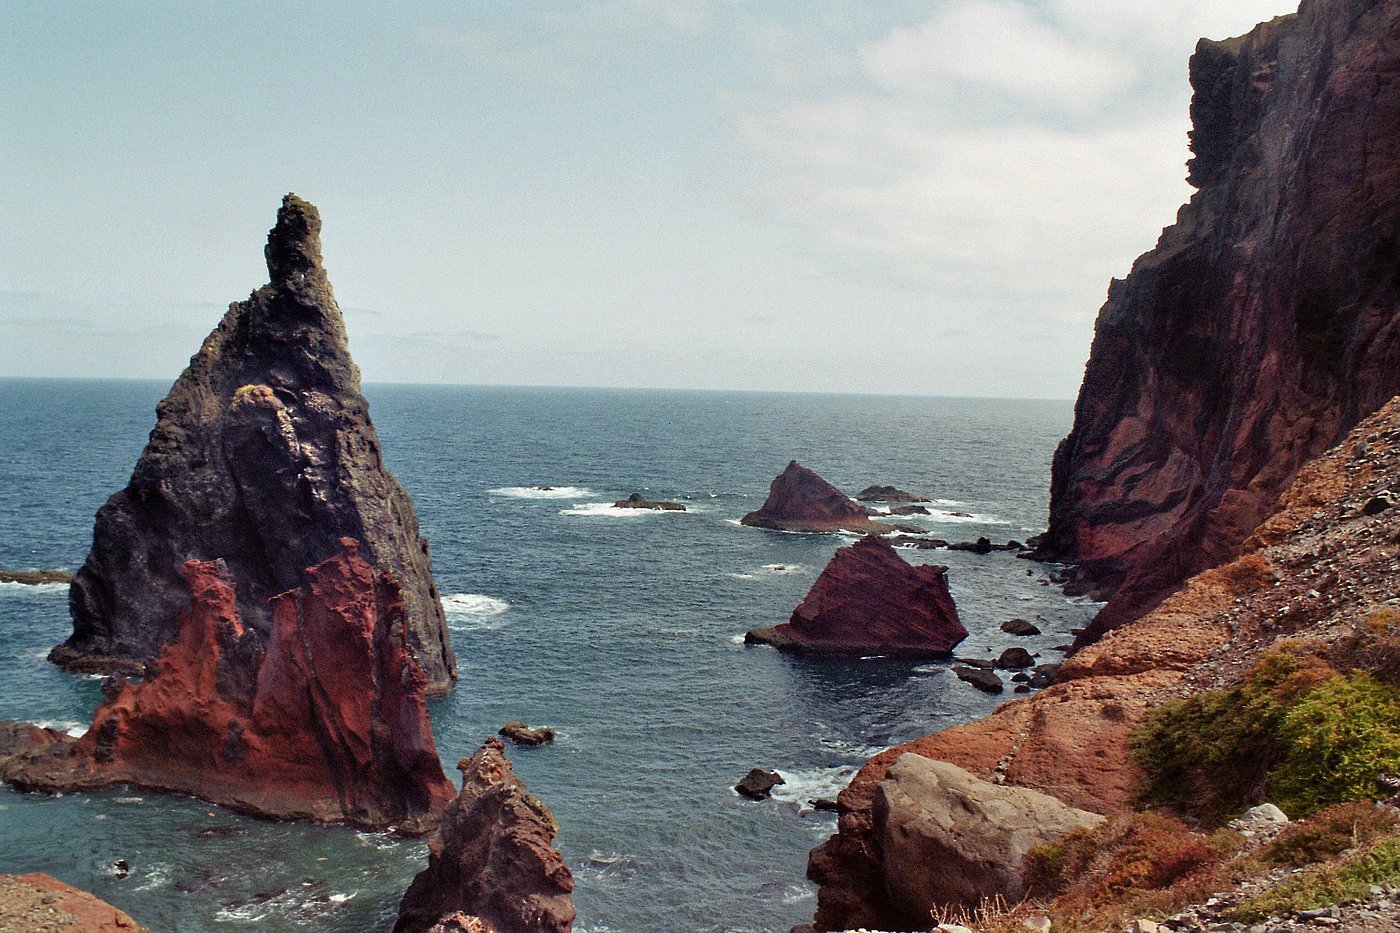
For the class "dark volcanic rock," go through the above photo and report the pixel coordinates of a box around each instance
[1035,1,1400,647]
[853,485,930,503]
[953,667,1003,694]
[54,194,456,695]
[499,721,555,747]
[948,537,993,554]
[887,535,949,550]
[2,540,456,832]
[0,570,72,585]
[735,769,786,800]
[745,535,966,657]
[995,647,1035,670]
[1000,619,1041,636]
[740,462,920,534]
[612,492,685,511]
[886,505,930,516]
[395,738,575,933]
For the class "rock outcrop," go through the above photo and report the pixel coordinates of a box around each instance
[853,485,930,503]
[1034,0,1400,644]
[745,535,966,657]
[612,493,685,511]
[395,738,575,933]
[2,539,456,833]
[741,462,919,534]
[808,396,1400,931]
[54,194,456,694]
[0,570,72,585]
[0,873,145,931]
[873,756,1103,925]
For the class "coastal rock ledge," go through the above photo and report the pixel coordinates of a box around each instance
[746,534,966,657]
[53,194,457,695]
[0,539,456,833]
[395,738,575,933]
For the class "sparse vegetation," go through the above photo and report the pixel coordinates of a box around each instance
[1228,833,1400,924]
[1217,552,1278,593]
[1252,802,1399,869]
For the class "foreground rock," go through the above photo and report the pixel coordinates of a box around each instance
[1,539,456,833]
[612,493,685,511]
[395,738,574,933]
[1033,0,1400,645]
[745,535,966,657]
[0,570,72,586]
[853,485,929,503]
[741,462,919,534]
[874,756,1103,925]
[808,397,1400,930]
[54,194,456,695]
[0,873,144,931]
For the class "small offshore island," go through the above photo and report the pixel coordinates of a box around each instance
[1,0,1399,931]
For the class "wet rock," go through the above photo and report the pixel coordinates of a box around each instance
[1000,619,1041,636]
[996,648,1035,670]
[0,570,72,585]
[498,722,555,747]
[741,462,920,534]
[886,505,931,516]
[947,538,992,554]
[953,667,1003,694]
[735,769,785,800]
[854,486,930,503]
[612,493,685,511]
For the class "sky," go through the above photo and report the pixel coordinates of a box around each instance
[2,0,1298,399]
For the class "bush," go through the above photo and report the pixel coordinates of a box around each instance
[1257,802,1400,868]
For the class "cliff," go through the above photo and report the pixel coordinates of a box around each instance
[741,461,917,534]
[1,539,457,833]
[395,738,575,933]
[809,395,1400,930]
[745,534,966,657]
[53,194,456,694]
[1035,0,1400,643]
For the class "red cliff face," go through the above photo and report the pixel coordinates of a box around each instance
[745,535,966,657]
[395,738,575,933]
[1036,0,1400,643]
[2,539,455,833]
[741,461,910,534]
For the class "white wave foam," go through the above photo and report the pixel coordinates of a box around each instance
[781,883,816,905]
[769,765,858,812]
[724,518,743,526]
[489,485,594,500]
[729,572,756,580]
[33,719,87,738]
[889,508,1010,525]
[761,563,805,574]
[0,581,68,595]
[728,634,748,644]
[132,861,173,893]
[441,594,512,632]
[559,502,687,518]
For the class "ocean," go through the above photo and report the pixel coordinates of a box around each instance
[0,378,1095,932]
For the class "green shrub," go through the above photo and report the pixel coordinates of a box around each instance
[1228,834,1400,923]
[1256,802,1400,868]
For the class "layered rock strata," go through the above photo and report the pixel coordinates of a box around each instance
[809,396,1400,930]
[395,738,575,933]
[1,539,456,833]
[745,535,966,657]
[54,194,456,694]
[1035,0,1400,643]
[741,462,919,534]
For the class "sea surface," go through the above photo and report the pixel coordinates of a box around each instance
[0,379,1095,932]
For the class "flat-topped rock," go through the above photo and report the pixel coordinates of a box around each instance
[612,493,685,511]
[854,485,930,503]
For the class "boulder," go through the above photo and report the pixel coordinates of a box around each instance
[1,540,456,833]
[1362,491,1395,516]
[947,538,993,554]
[54,195,456,695]
[1000,619,1041,636]
[872,755,1104,922]
[854,485,931,503]
[396,738,574,933]
[886,505,931,516]
[996,647,1035,670]
[735,769,785,800]
[741,462,920,534]
[613,493,685,511]
[953,667,1003,694]
[745,535,966,657]
[499,722,555,747]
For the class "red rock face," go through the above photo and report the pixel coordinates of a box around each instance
[746,535,966,657]
[741,461,906,534]
[395,738,575,933]
[1,539,455,833]
[1036,0,1400,643]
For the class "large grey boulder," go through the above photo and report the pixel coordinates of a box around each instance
[873,755,1104,922]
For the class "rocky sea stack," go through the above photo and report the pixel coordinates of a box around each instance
[396,738,575,933]
[0,539,457,832]
[746,534,966,657]
[741,461,917,534]
[1034,0,1400,644]
[53,194,456,694]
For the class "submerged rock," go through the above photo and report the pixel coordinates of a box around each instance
[612,493,685,511]
[735,769,786,800]
[1,539,456,833]
[1034,0,1400,645]
[740,462,920,534]
[745,535,966,657]
[395,738,575,933]
[854,485,930,503]
[54,194,456,695]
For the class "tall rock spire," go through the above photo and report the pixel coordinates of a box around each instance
[54,193,457,694]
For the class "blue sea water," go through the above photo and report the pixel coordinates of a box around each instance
[0,378,1094,932]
